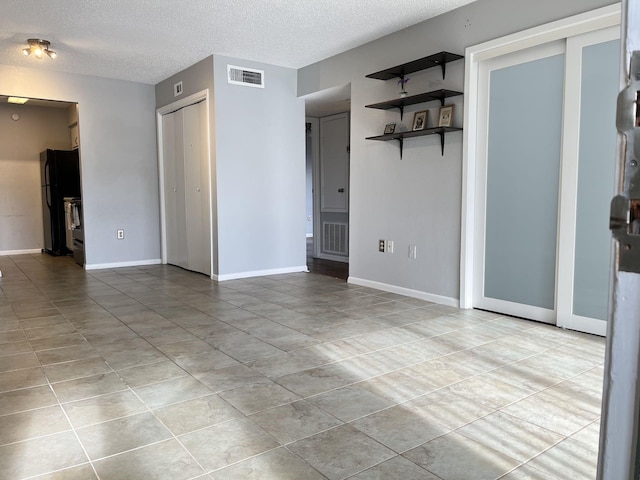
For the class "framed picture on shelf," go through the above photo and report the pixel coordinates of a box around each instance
[437,105,454,127]
[412,110,428,131]
[384,122,396,134]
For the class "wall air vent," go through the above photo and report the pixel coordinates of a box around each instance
[227,65,265,88]
[322,222,348,256]
[174,81,183,97]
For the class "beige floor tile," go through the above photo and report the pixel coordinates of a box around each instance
[92,439,205,480]
[0,367,47,393]
[63,390,149,428]
[174,350,239,376]
[134,375,212,409]
[29,463,98,480]
[0,384,58,415]
[116,360,188,388]
[209,447,327,480]
[153,394,242,435]
[180,417,280,472]
[219,381,301,415]
[456,411,564,462]
[36,344,100,366]
[288,424,395,480]
[309,385,394,422]
[404,432,520,480]
[0,257,607,480]
[351,404,449,453]
[43,357,112,383]
[76,411,172,459]
[0,340,33,356]
[0,352,40,372]
[195,364,271,393]
[249,399,343,444]
[52,372,128,403]
[0,430,88,479]
[0,405,71,445]
[348,455,440,480]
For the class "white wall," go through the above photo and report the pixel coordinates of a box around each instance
[213,55,306,278]
[0,103,70,253]
[298,0,615,303]
[0,65,160,268]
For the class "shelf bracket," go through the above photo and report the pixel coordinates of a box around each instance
[398,137,404,159]
[399,105,404,121]
[441,61,446,79]
[438,131,445,156]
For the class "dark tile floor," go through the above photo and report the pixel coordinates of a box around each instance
[0,253,604,479]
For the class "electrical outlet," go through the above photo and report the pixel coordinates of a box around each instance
[117,229,124,240]
[379,239,385,253]
[409,245,417,259]
[387,240,394,253]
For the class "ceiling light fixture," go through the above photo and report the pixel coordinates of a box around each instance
[8,97,29,104]
[22,39,57,59]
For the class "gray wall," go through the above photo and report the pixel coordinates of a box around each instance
[0,103,71,253]
[155,56,219,274]
[298,0,614,301]
[0,65,160,267]
[213,55,306,276]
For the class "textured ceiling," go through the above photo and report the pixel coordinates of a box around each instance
[0,0,477,85]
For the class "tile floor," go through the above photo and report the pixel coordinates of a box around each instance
[0,254,605,480]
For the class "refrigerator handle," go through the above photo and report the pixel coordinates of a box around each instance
[44,159,52,209]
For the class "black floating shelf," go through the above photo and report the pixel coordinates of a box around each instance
[365,89,463,120]
[366,127,462,158]
[366,51,464,81]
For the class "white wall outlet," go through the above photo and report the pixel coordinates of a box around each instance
[117,229,124,240]
[379,239,385,253]
[386,240,394,253]
[409,245,417,259]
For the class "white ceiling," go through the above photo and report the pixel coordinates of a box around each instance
[0,0,477,86]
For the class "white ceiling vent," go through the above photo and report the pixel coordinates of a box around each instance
[227,65,264,88]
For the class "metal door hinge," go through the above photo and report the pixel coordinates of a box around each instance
[610,50,640,273]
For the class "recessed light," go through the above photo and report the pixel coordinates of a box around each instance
[11,113,20,121]
[8,97,29,104]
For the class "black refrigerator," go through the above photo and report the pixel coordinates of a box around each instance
[41,149,81,256]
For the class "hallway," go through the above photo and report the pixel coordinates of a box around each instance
[0,254,604,479]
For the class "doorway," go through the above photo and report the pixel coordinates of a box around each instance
[303,84,351,279]
[0,96,83,263]
[462,6,620,336]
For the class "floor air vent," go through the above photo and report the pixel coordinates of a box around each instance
[323,222,348,256]
[227,65,264,88]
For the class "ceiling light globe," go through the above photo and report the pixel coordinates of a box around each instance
[22,48,30,56]
[34,48,43,58]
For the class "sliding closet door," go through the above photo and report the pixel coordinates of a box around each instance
[474,27,619,334]
[474,42,566,323]
[557,27,619,335]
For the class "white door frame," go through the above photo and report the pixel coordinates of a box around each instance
[156,89,214,277]
[460,4,621,314]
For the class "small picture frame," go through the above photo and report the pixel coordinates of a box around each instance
[412,110,428,131]
[384,122,396,134]
[437,105,454,128]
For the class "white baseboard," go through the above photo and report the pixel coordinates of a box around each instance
[214,265,308,282]
[85,258,162,270]
[348,276,459,308]
[0,249,42,256]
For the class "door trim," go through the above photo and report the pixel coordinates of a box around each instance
[156,89,214,277]
[460,4,621,310]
